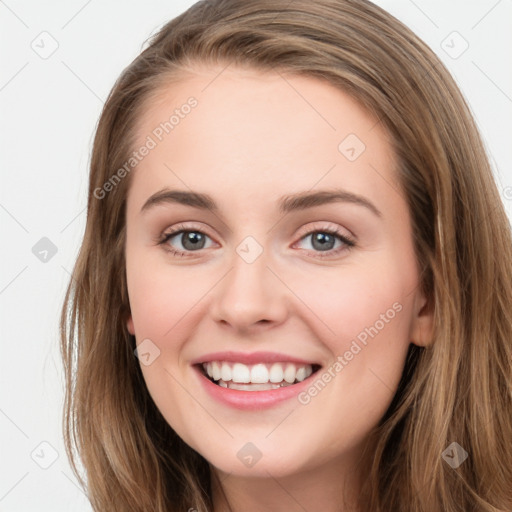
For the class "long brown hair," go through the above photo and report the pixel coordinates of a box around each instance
[60,0,512,510]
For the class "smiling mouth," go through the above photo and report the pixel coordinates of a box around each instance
[198,361,321,391]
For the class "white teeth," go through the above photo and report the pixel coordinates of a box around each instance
[269,363,284,383]
[295,366,307,382]
[225,381,293,391]
[201,361,316,386]
[220,363,232,382]
[283,363,296,383]
[232,363,250,383]
[212,361,222,381]
[250,364,269,383]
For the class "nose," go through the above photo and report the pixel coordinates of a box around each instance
[209,246,289,333]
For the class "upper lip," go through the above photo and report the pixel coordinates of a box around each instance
[191,351,320,366]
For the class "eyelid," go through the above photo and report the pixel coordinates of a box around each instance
[157,221,356,257]
[291,222,356,259]
[158,222,352,245]
[294,221,354,241]
[158,222,215,241]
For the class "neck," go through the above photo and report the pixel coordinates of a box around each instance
[209,447,367,512]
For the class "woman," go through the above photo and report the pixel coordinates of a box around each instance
[60,0,512,510]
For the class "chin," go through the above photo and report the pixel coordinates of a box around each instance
[197,439,313,479]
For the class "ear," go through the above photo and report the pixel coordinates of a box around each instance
[126,314,135,336]
[409,289,434,347]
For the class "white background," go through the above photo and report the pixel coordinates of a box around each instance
[1,1,511,510]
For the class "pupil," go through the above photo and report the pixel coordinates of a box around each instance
[179,232,335,252]
[182,232,205,250]
[312,232,334,251]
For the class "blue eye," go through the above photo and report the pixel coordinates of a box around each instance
[293,228,356,259]
[159,229,214,256]
[158,225,356,258]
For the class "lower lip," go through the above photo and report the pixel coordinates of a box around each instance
[194,365,318,410]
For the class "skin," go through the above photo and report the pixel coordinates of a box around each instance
[125,64,434,512]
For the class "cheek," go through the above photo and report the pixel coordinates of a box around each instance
[289,258,414,417]
[126,262,212,444]
[126,255,214,340]
[289,259,412,352]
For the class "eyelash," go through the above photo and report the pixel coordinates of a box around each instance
[156,223,356,259]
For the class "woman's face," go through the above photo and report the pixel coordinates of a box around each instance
[124,65,433,479]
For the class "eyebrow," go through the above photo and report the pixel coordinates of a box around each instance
[140,187,382,218]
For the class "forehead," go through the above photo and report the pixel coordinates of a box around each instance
[127,65,400,213]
